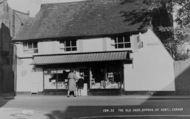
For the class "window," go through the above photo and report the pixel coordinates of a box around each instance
[44,69,69,89]
[112,35,131,49]
[23,42,38,53]
[60,40,77,51]
[90,64,122,89]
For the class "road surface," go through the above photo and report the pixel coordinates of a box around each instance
[0,95,190,119]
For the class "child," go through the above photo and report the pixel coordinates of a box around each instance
[76,73,84,96]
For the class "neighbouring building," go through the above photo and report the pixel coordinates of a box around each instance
[13,0,175,95]
[0,0,29,93]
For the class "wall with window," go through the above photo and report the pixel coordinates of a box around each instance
[23,41,38,54]
[16,34,137,57]
[16,42,39,57]
[78,35,134,52]
[106,35,136,51]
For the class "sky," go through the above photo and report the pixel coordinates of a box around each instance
[8,0,85,17]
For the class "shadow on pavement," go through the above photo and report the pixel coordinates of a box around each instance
[0,93,15,107]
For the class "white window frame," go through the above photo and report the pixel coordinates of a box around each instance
[112,35,131,49]
[60,40,77,52]
[23,42,38,53]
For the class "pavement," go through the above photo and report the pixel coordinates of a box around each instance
[0,108,47,119]
[0,94,47,119]
[0,95,190,119]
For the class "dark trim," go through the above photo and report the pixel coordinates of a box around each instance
[123,91,176,96]
[16,91,32,95]
[43,89,67,95]
[17,56,33,59]
[35,60,126,69]
[88,89,122,96]
[174,90,190,95]
[16,91,190,96]
[42,68,45,91]
[16,91,44,95]
[33,50,132,57]
[33,50,132,66]
[35,60,132,66]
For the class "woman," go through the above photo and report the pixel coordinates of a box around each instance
[67,70,78,97]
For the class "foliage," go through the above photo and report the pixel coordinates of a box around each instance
[174,0,190,27]
[121,0,190,60]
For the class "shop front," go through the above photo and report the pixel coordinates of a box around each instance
[34,51,131,95]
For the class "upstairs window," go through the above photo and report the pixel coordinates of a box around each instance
[60,40,77,52]
[112,35,131,49]
[23,42,38,53]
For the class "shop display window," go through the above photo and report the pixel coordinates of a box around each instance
[90,66,122,89]
[44,69,69,89]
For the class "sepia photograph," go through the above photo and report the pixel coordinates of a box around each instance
[0,0,190,118]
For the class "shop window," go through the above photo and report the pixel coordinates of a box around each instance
[112,35,131,49]
[60,40,77,51]
[44,69,69,89]
[90,66,122,89]
[23,42,38,53]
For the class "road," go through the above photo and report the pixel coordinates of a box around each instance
[0,95,190,119]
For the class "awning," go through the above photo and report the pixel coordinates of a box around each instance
[33,51,130,65]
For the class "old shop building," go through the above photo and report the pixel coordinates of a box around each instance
[13,0,175,95]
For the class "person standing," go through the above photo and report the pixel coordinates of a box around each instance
[76,73,84,96]
[67,70,78,97]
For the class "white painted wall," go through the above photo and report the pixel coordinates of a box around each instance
[124,29,175,91]
[81,38,105,52]
[15,30,175,92]
[80,37,133,52]
[16,36,135,57]
[16,43,24,57]
[38,41,60,54]
[16,58,43,92]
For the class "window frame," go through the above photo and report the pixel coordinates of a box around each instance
[60,39,77,52]
[23,41,38,53]
[112,35,131,49]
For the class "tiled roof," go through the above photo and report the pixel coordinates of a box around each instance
[14,0,148,41]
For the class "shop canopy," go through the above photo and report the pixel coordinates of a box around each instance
[33,51,131,65]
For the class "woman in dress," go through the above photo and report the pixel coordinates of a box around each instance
[67,70,78,97]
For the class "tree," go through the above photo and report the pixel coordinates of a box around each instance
[174,0,190,27]
[121,0,190,60]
